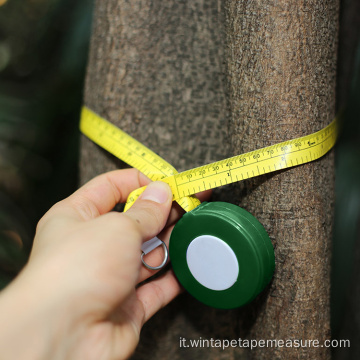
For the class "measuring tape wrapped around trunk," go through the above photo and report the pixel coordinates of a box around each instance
[80,106,337,309]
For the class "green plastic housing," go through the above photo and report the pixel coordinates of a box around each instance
[169,202,275,309]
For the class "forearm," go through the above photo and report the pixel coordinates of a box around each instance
[0,266,69,360]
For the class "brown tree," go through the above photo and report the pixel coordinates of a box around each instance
[81,1,338,359]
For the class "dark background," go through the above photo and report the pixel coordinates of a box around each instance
[0,0,359,356]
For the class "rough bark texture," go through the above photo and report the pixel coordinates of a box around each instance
[80,0,229,181]
[80,0,338,359]
[224,1,338,359]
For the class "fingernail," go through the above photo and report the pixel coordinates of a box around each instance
[140,182,171,204]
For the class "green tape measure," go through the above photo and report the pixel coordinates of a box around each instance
[80,106,337,309]
[170,202,275,309]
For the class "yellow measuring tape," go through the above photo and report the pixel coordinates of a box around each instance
[80,106,338,211]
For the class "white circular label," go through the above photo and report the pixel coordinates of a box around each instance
[186,235,239,291]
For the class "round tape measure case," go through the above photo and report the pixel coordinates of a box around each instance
[169,202,275,309]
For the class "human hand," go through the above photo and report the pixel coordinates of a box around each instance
[0,169,210,360]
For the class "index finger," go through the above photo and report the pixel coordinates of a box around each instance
[51,169,151,221]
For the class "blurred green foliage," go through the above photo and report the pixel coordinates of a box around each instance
[0,0,93,287]
[332,41,360,356]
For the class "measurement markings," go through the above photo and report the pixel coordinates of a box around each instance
[83,109,337,210]
[108,137,169,176]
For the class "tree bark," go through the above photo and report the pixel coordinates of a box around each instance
[80,0,229,182]
[80,0,338,359]
[224,1,338,359]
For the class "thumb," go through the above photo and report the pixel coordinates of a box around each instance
[124,181,173,240]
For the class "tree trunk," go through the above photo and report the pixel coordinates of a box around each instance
[80,1,338,359]
[80,0,229,182]
[224,1,338,359]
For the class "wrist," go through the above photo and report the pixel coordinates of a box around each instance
[0,264,77,360]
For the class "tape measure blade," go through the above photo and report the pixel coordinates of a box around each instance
[81,107,177,180]
[81,106,200,212]
[81,106,337,208]
[168,120,337,201]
